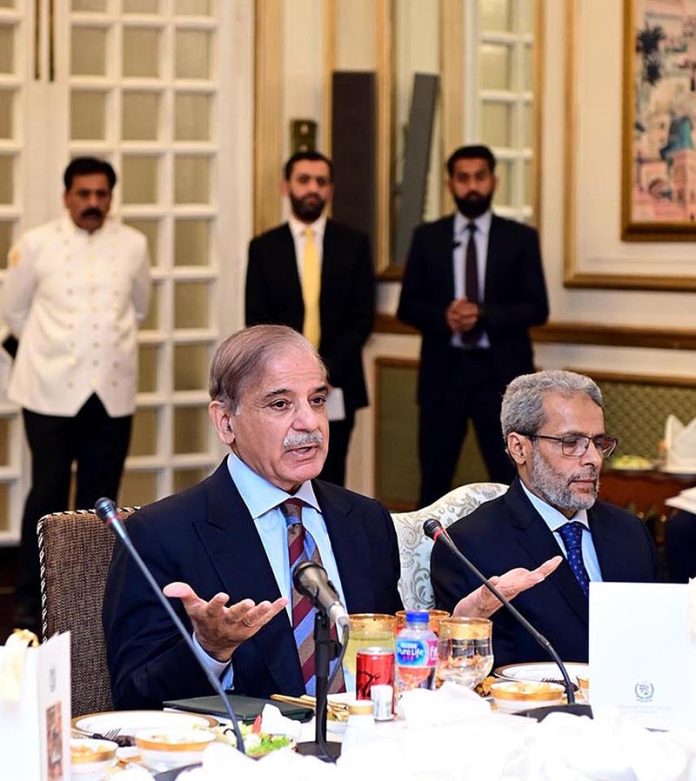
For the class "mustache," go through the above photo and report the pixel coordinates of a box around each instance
[81,208,103,219]
[568,469,599,483]
[283,431,324,449]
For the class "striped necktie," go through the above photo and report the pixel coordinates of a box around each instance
[558,521,590,597]
[281,499,345,694]
[301,228,321,348]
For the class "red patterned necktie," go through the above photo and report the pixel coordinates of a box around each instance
[280,499,345,694]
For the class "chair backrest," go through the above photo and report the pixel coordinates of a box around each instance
[391,483,507,610]
[38,507,137,716]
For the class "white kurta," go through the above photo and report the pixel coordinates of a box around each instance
[1,215,151,417]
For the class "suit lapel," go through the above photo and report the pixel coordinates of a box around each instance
[589,506,631,582]
[484,215,505,300]
[438,215,456,302]
[506,481,589,625]
[279,224,305,324]
[313,481,375,612]
[193,463,304,694]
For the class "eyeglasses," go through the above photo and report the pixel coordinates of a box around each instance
[521,433,618,458]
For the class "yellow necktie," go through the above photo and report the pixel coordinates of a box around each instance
[301,227,321,348]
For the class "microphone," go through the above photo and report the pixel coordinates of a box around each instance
[424,519,592,719]
[95,497,247,753]
[292,561,349,629]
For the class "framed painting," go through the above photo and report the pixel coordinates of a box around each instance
[564,0,696,291]
[622,0,696,241]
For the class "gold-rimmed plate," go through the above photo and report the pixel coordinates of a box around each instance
[494,661,588,686]
[72,710,218,741]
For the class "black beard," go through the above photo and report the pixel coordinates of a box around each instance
[454,192,493,219]
[290,194,325,223]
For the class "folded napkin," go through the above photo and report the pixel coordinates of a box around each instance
[396,681,491,728]
[664,415,696,472]
[666,486,696,514]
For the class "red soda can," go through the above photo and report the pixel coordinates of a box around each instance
[356,647,395,700]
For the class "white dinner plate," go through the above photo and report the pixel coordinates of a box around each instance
[494,661,588,685]
[72,709,217,739]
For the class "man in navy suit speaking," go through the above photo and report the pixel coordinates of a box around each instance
[431,370,657,667]
[104,326,561,708]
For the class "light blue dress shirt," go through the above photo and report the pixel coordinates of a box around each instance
[194,453,348,689]
[520,481,603,582]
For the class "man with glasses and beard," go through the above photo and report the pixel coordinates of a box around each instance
[1,156,151,631]
[431,370,657,666]
[398,145,549,507]
[245,152,374,487]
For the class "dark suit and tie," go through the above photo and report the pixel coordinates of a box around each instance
[398,211,549,506]
[103,460,402,708]
[431,479,657,666]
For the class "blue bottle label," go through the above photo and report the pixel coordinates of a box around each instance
[395,637,437,667]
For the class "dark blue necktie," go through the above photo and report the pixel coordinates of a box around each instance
[558,521,590,596]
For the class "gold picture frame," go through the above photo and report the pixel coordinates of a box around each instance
[564,0,696,291]
[622,0,696,242]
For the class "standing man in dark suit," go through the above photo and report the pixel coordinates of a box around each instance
[431,370,657,667]
[246,151,375,486]
[398,145,549,507]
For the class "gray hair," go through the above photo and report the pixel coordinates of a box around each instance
[209,325,326,411]
[501,370,604,438]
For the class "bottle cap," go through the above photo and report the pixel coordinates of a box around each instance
[405,610,429,624]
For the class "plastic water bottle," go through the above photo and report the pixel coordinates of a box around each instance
[395,610,438,696]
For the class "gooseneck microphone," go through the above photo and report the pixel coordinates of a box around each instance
[95,497,247,753]
[292,561,349,629]
[424,519,592,719]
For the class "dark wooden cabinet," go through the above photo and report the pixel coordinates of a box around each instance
[599,467,696,544]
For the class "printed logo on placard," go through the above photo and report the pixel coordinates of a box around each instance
[634,679,654,702]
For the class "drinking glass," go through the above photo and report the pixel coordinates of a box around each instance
[343,614,396,676]
[395,609,450,635]
[436,617,493,689]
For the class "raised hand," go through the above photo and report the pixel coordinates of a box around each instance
[163,581,287,662]
[453,555,563,619]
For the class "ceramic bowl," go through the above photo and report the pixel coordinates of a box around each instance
[576,673,590,702]
[134,728,217,772]
[70,737,118,780]
[490,680,565,713]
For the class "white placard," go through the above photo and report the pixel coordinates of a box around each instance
[0,632,72,780]
[589,582,696,730]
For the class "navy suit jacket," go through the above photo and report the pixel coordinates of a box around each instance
[397,214,549,404]
[430,479,657,666]
[245,220,374,412]
[103,461,402,709]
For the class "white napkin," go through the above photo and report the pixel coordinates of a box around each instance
[664,415,696,472]
[396,681,491,728]
[666,486,696,514]
[259,703,303,741]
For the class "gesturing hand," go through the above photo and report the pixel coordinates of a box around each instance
[453,555,563,619]
[163,581,287,662]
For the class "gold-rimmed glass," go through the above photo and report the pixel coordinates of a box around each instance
[395,609,450,635]
[436,617,493,689]
[344,614,396,676]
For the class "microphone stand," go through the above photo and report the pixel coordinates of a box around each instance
[426,520,592,720]
[95,498,247,753]
[295,612,342,762]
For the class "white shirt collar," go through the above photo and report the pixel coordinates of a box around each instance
[288,213,327,242]
[519,479,590,531]
[453,209,492,239]
[227,452,321,520]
